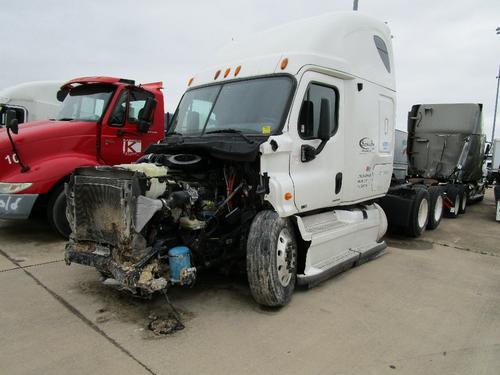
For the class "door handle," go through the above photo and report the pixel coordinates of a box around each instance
[104,139,115,145]
[335,173,342,194]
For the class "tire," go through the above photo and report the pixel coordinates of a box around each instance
[444,186,460,218]
[246,210,297,307]
[458,185,467,214]
[405,188,430,237]
[494,186,500,202]
[427,186,443,230]
[47,185,71,239]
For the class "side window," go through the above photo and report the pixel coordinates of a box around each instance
[109,90,128,126]
[374,35,391,73]
[128,89,153,123]
[298,83,338,139]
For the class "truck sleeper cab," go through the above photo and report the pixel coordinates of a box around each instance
[65,12,395,307]
[0,81,63,128]
[0,76,165,237]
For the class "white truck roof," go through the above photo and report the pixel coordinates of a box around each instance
[190,12,395,91]
[0,81,62,106]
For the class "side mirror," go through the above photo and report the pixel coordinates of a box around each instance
[165,112,174,132]
[317,98,331,141]
[56,89,68,102]
[138,97,157,133]
[5,109,19,134]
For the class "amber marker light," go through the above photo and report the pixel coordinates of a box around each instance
[284,192,293,201]
[224,68,231,78]
[234,65,241,76]
[188,77,194,86]
[280,57,289,70]
[214,70,221,80]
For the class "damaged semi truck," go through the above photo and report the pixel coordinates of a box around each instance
[65,12,395,307]
[379,103,486,237]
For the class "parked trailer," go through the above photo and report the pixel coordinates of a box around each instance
[0,81,62,126]
[66,12,395,307]
[379,103,486,237]
[488,138,500,184]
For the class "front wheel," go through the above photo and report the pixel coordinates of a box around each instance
[246,211,297,307]
[47,185,71,239]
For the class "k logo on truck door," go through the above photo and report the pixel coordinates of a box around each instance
[123,139,142,155]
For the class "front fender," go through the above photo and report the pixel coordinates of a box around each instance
[2,153,100,194]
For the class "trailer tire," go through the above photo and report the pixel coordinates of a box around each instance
[444,186,460,218]
[246,210,297,307]
[406,188,430,237]
[427,186,443,230]
[458,185,467,214]
[47,185,71,239]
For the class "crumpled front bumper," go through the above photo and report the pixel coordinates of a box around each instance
[0,193,38,219]
[65,240,168,294]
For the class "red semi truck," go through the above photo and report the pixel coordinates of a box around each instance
[0,76,165,237]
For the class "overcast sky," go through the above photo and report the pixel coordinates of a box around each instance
[1,0,499,138]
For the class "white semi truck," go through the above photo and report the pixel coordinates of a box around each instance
[0,81,63,127]
[65,12,396,307]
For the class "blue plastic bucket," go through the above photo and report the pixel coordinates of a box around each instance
[168,246,191,284]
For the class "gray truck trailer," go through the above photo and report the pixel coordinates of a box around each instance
[379,103,487,237]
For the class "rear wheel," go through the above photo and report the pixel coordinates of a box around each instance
[427,186,443,230]
[458,185,467,214]
[444,186,460,218]
[405,188,430,237]
[47,185,71,239]
[246,210,297,307]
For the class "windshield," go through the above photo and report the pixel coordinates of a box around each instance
[169,76,293,136]
[56,83,114,122]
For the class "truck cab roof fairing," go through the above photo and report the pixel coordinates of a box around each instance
[189,12,395,91]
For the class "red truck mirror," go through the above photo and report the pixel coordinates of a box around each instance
[5,109,19,134]
[138,97,157,133]
[56,89,69,102]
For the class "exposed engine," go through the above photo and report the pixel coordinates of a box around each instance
[65,152,265,295]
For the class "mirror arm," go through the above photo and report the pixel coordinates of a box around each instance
[6,128,30,173]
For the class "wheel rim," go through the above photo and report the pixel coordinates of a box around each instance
[461,194,467,210]
[276,229,293,287]
[418,198,429,229]
[454,194,460,214]
[434,195,443,222]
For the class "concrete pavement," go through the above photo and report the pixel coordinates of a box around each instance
[0,189,499,375]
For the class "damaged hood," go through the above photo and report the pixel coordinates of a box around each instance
[145,134,268,162]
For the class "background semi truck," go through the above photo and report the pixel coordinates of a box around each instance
[380,103,487,236]
[0,81,63,127]
[0,76,165,237]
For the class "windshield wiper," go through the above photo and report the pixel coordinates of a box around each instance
[205,129,254,144]
[57,117,75,121]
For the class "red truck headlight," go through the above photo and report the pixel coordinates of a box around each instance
[0,182,33,194]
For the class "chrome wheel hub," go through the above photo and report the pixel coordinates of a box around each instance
[276,228,293,287]
[418,198,429,229]
[434,195,443,222]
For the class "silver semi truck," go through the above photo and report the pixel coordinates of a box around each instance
[380,103,487,237]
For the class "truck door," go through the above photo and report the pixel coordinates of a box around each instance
[289,72,344,212]
[100,88,156,165]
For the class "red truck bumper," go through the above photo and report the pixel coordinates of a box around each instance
[0,194,38,219]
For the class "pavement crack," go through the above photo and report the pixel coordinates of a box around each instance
[0,258,65,273]
[423,240,500,258]
[0,248,157,375]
